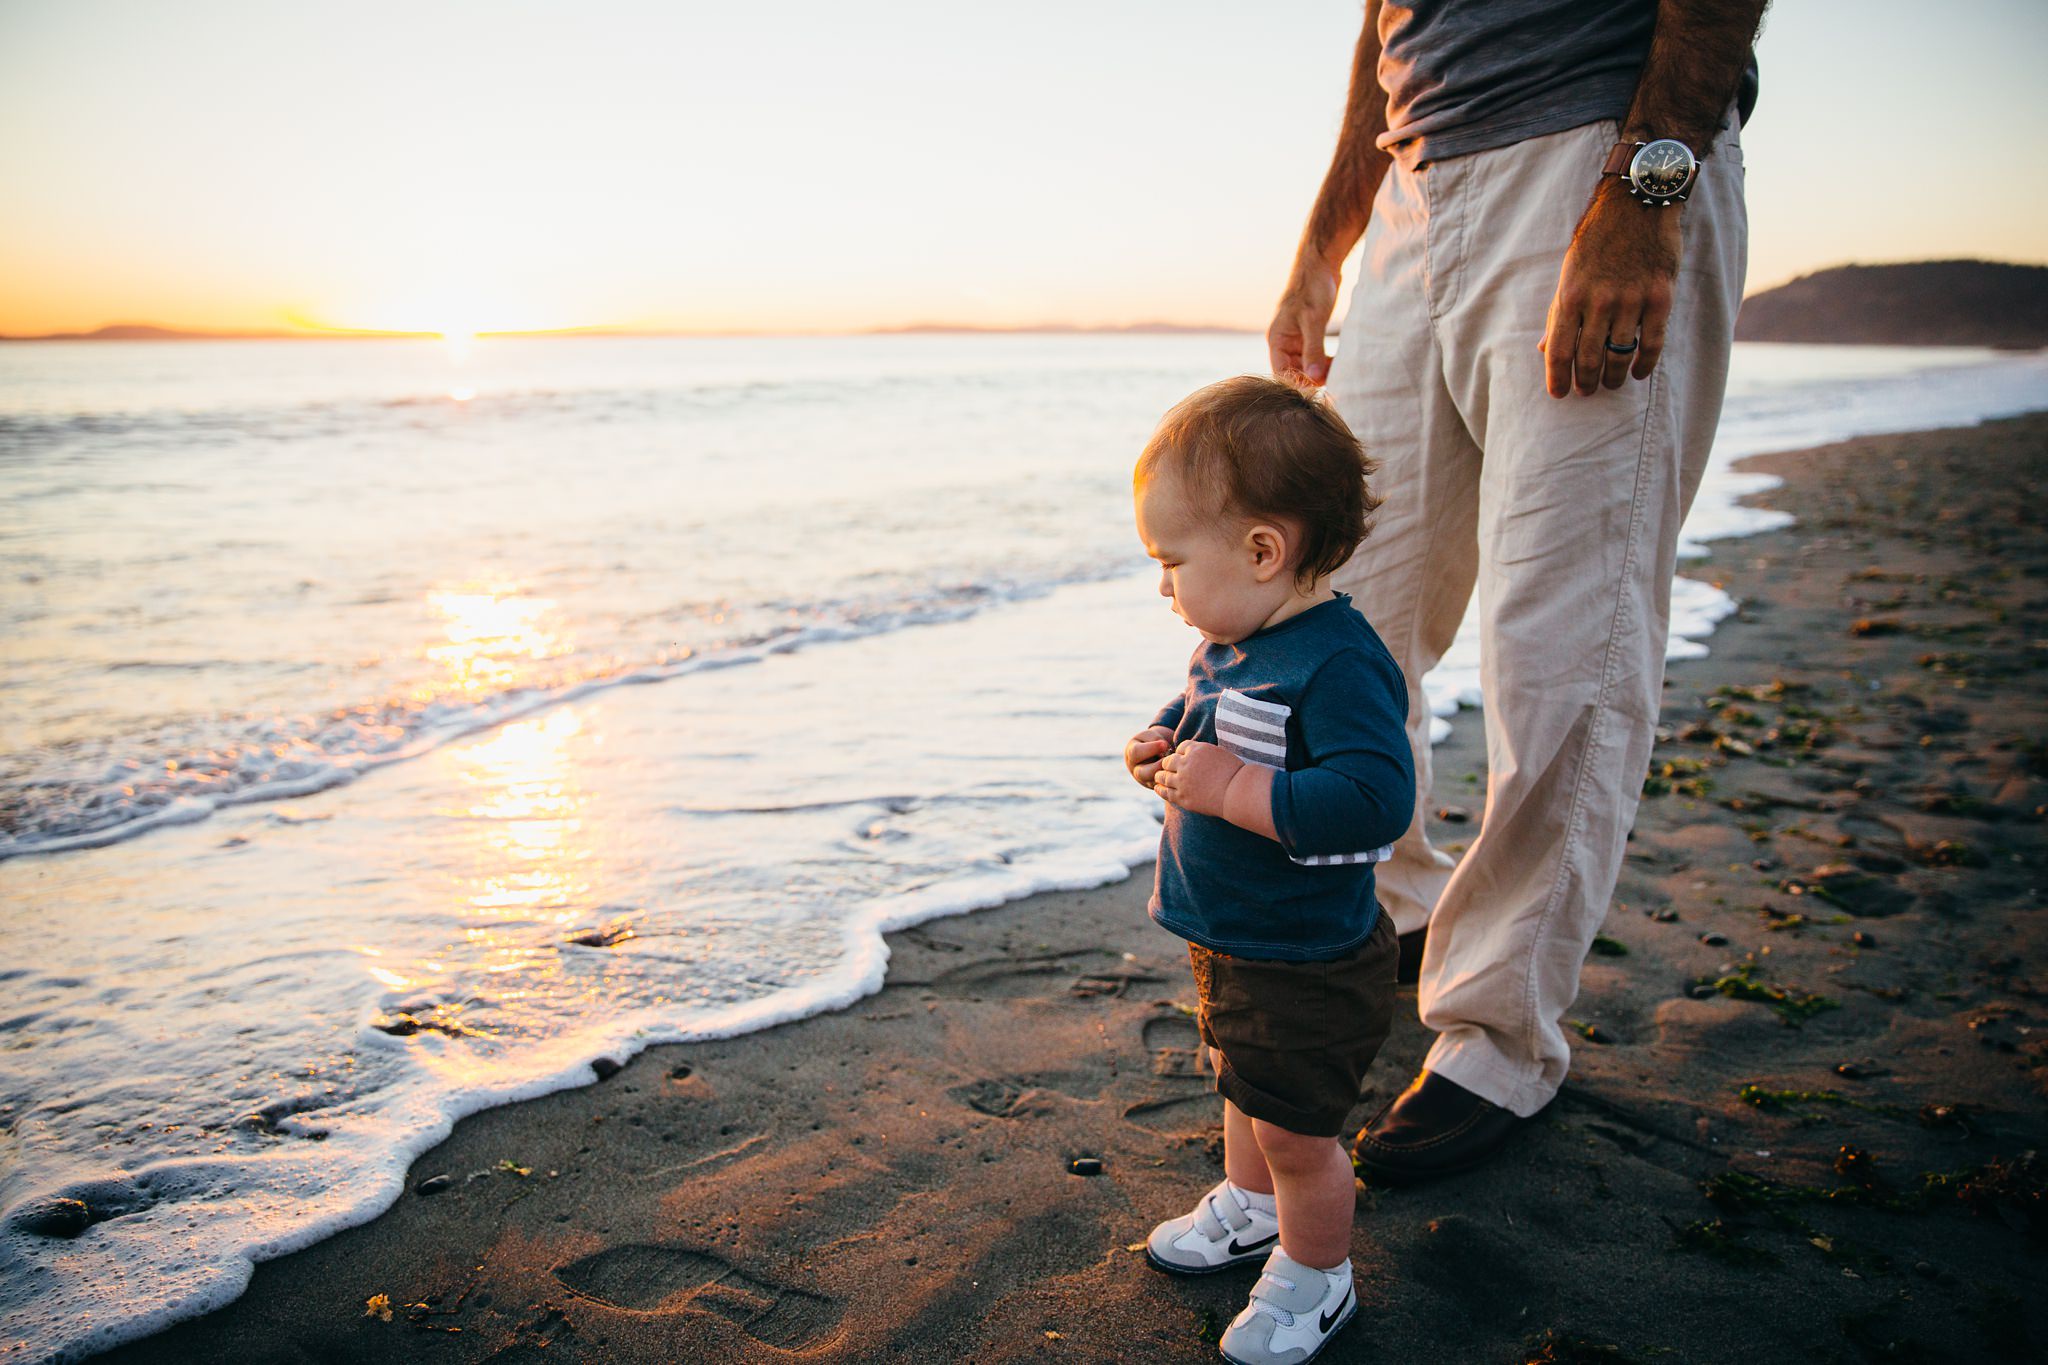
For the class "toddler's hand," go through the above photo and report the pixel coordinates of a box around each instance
[1153,740,1243,818]
[1125,726,1175,790]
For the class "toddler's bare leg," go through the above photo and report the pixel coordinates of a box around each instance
[1250,1118,1355,1269]
[1212,1047,1276,1195]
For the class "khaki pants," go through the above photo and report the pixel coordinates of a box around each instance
[1326,117,1748,1117]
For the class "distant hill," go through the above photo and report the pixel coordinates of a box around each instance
[1736,260,2048,348]
[0,322,303,342]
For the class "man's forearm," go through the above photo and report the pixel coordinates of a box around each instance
[1294,2,1393,273]
[1620,0,1768,151]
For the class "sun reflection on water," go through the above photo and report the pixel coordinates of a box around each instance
[423,587,568,699]
[457,706,592,934]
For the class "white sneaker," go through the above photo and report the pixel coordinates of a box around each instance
[1218,1248,1356,1365]
[1144,1179,1281,1275]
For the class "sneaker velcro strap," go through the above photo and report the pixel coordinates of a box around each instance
[1251,1253,1330,1315]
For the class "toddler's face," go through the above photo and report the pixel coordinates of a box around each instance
[1134,471,1281,645]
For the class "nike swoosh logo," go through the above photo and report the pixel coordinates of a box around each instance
[1226,1232,1279,1256]
[1320,1288,1353,1334]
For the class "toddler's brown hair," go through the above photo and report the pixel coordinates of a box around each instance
[1135,375,1381,591]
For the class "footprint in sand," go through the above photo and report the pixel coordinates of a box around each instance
[922,949,1127,999]
[947,1073,1105,1118]
[553,1244,842,1350]
[1141,1013,1206,1079]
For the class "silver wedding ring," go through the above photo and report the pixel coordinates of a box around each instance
[1604,337,1640,355]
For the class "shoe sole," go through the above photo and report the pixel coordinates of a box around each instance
[1143,1246,1266,1277]
[1219,1297,1355,1365]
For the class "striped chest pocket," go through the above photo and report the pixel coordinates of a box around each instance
[1213,689,1290,766]
[1214,688,1395,870]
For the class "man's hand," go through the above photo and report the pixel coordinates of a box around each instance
[1125,726,1176,791]
[1540,178,1682,398]
[1268,260,1342,387]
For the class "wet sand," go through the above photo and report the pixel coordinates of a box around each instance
[98,415,2048,1364]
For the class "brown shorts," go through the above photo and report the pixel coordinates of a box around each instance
[1188,910,1400,1139]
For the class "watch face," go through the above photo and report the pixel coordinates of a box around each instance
[1629,140,1696,198]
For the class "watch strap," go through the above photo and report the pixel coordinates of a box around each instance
[1601,141,1636,177]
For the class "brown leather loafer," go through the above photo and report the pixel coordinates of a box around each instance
[1351,1069,1521,1185]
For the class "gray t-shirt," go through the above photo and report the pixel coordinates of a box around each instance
[1375,0,1759,168]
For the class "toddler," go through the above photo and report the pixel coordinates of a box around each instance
[1124,375,1413,1365]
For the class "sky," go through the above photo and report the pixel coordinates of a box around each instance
[0,0,2043,337]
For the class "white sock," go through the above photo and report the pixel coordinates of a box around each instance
[1225,1180,1277,1216]
[1315,1258,1353,1291]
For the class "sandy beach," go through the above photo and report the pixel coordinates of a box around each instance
[94,413,2047,1365]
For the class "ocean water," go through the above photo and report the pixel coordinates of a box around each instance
[1,334,2043,1360]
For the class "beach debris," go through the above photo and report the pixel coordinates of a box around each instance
[495,1159,532,1177]
[1736,1084,1907,1119]
[1834,1146,1881,1188]
[372,1013,472,1039]
[1566,1020,1613,1045]
[1691,963,1838,1026]
[365,1293,393,1322]
[1786,865,1912,917]
[1643,756,1715,799]
[591,1057,623,1081]
[1124,1241,1147,1253]
[1435,804,1471,823]
[1649,908,1679,922]
[1698,932,1729,947]
[9,1197,91,1239]
[1589,935,1628,957]
[670,1063,694,1080]
[415,1174,454,1196]
[1834,1061,1891,1081]
[1919,837,1987,867]
[1067,1156,1104,1177]
[1849,617,1903,637]
[1916,1102,1978,1135]
[565,919,636,948]
[1044,1330,1064,1340]
[1517,1327,1646,1363]
[1671,1217,1778,1268]
[1929,1153,2046,1239]
[1851,931,1878,948]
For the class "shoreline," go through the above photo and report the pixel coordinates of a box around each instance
[70,414,2048,1363]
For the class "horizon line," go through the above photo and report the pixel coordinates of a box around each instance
[0,319,1260,343]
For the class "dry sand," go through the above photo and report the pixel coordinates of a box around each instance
[99,415,2047,1365]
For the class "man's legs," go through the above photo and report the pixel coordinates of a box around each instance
[1409,118,1749,1118]
[1326,159,1483,941]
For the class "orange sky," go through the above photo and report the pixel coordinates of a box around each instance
[2,0,2044,338]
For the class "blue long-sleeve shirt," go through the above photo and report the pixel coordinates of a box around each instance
[1148,592,1415,961]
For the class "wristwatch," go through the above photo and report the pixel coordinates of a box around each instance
[1602,138,1700,206]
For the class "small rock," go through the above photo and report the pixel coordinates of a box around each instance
[1699,932,1729,947]
[1852,931,1877,949]
[1835,1061,1890,1081]
[1913,1261,1937,1280]
[591,1057,623,1081]
[1435,805,1471,824]
[415,1174,454,1196]
[670,1063,694,1081]
[11,1197,91,1239]
[1652,908,1679,922]
[1068,1156,1104,1177]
